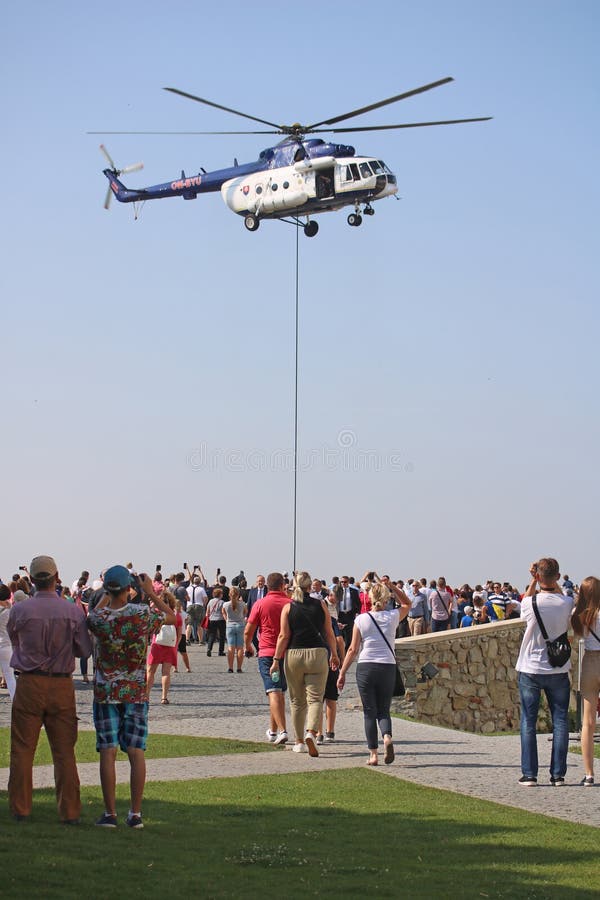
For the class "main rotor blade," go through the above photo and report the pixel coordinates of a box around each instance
[306,77,454,129]
[88,130,281,135]
[309,116,493,134]
[104,184,112,210]
[164,87,283,130]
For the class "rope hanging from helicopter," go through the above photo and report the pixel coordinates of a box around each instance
[132,199,146,221]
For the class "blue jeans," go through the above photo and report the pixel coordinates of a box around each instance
[518,671,570,779]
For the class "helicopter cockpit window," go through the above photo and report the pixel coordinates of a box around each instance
[359,162,373,179]
[378,160,391,174]
[370,160,383,174]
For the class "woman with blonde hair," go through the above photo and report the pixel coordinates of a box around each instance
[223,586,247,673]
[146,590,181,704]
[572,576,600,785]
[337,580,410,766]
[270,571,340,756]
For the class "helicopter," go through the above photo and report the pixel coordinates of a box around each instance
[94,77,491,238]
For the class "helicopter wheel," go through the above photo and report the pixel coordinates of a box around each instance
[364,205,375,216]
[304,221,319,238]
[347,213,362,227]
[244,214,260,232]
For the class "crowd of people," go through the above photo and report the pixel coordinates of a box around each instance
[0,555,598,829]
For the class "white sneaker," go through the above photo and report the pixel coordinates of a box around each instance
[292,742,306,753]
[274,731,288,745]
[266,730,277,743]
[305,732,319,757]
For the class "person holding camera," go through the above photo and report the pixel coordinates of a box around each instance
[515,558,574,787]
[87,567,176,828]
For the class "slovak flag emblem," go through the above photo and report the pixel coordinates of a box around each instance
[242,184,250,195]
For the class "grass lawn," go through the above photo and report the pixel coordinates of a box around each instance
[1,770,598,899]
[570,743,600,758]
[0,727,276,767]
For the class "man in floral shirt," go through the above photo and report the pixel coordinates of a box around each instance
[87,567,175,829]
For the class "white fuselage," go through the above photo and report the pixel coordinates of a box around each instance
[220,156,397,218]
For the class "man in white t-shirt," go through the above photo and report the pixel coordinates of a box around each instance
[515,557,573,787]
[186,577,208,643]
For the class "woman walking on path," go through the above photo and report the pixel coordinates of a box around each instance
[206,588,226,657]
[147,591,181,704]
[271,571,339,757]
[572,576,600,786]
[174,601,192,673]
[337,581,410,766]
[0,585,15,698]
[223,587,247,673]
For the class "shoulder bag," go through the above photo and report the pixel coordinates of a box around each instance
[531,596,571,668]
[366,612,405,696]
[155,622,177,647]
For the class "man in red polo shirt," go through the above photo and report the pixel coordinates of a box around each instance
[8,555,92,824]
[244,572,289,745]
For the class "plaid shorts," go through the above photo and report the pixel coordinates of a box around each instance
[92,701,149,752]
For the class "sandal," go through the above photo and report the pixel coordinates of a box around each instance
[160,698,169,705]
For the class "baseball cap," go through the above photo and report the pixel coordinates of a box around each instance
[29,555,58,579]
[103,565,133,592]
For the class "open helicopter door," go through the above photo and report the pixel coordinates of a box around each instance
[315,168,335,200]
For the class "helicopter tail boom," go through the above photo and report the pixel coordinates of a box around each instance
[103,169,147,204]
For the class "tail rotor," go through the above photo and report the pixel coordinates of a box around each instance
[100,144,143,209]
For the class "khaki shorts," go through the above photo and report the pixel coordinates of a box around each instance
[580,650,600,702]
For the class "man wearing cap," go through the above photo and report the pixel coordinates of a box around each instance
[7,555,92,824]
[87,567,175,829]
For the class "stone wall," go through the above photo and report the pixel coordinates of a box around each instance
[392,620,579,734]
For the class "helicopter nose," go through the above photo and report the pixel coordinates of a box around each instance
[375,174,397,197]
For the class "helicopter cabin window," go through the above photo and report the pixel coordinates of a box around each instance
[283,181,290,189]
[272,183,278,191]
[256,186,263,194]
[359,162,373,179]
[342,163,360,182]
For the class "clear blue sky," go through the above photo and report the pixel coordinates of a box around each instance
[2,1,598,588]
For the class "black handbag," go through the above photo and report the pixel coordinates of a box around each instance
[531,596,571,668]
[367,613,405,696]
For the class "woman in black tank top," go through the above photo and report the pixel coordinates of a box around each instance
[271,572,340,756]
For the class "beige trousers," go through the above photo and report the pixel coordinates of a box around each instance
[284,647,329,741]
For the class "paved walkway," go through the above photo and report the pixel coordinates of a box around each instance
[1,642,597,827]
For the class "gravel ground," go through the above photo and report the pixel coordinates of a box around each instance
[1,642,598,827]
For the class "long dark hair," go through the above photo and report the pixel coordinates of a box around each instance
[572,577,600,636]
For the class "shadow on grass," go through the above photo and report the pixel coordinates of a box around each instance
[1,770,597,899]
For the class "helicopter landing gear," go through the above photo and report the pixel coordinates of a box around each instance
[363,204,375,216]
[347,213,363,227]
[244,214,260,232]
[304,220,319,238]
